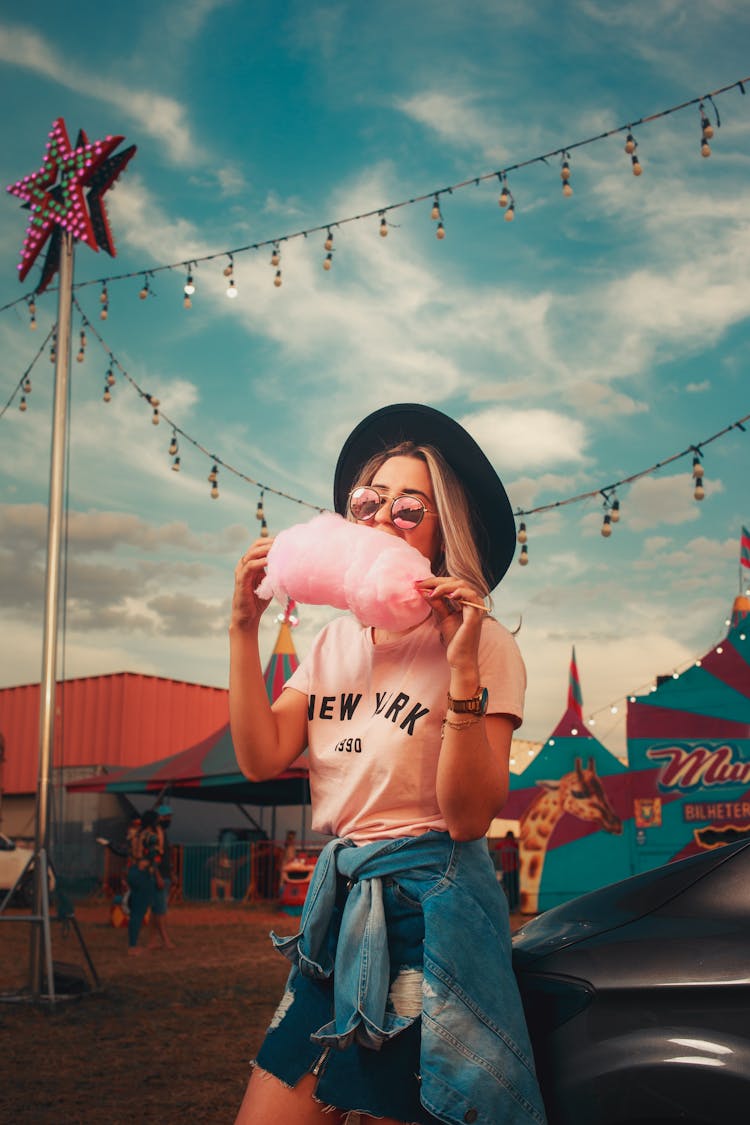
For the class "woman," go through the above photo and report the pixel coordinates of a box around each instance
[230,404,546,1125]
[125,808,162,956]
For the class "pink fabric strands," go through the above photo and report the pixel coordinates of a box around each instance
[255,512,434,631]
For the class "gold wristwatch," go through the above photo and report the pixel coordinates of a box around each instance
[447,686,488,715]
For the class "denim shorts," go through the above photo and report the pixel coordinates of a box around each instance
[256,874,443,1124]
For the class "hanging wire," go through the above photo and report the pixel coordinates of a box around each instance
[1,76,747,315]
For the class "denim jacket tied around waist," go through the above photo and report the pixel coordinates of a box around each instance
[271,831,547,1125]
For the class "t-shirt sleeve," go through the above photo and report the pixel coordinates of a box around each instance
[479,618,526,729]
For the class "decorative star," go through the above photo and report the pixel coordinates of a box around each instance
[30,131,138,293]
[6,118,123,283]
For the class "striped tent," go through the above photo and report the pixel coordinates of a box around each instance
[68,603,308,806]
[627,594,750,870]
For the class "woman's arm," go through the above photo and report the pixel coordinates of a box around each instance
[229,538,309,781]
[418,577,514,841]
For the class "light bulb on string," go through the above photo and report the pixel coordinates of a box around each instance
[100,284,108,320]
[169,433,179,457]
[223,256,234,279]
[256,492,265,522]
[139,277,150,300]
[436,220,446,240]
[519,543,529,566]
[260,517,269,538]
[631,153,643,176]
[28,298,37,330]
[103,386,111,403]
[226,278,238,298]
[23,377,31,394]
[601,512,612,537]
[560,154,573,197]
[624,132,636,154]
[517,521,527,544]
[171,455,180,472]
[273,269,282,288]
[324,229,334,252]
[208,464,218,484]
[147,395,160,425]
[701,138,711,158]
[210,478,220,499]
[50,338,56,363]
[76,328,86,363]
[19,395,27,412]
[106,367,115,387]
[379,215,388,237]
[323,252,333,270]
[184,270,195,296]
[504,199,515,222]
[270,244,280,267]
[431,196,441,221]
[692,452,702,478]
[610,497,621,523]
[694,475,705,501]
[700,103,714,140]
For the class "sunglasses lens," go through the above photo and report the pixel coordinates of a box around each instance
[349,487,380,521]
[391,496,425,528]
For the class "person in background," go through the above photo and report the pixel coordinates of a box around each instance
[229,403,546,1125]
[497,829,521,912]
[126,808,161,956]
[149,803,175,950]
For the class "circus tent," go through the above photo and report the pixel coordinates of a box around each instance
[504,647,632,913]
[626,594,750,872]
[67,601,309,808]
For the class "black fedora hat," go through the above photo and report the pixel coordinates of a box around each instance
[333,403,516,589]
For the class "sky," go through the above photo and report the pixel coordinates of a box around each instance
[0,0,749,763]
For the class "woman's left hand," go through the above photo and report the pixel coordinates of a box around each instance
[416,576,486,670]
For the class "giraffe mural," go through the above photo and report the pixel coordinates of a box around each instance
[519,755,622,913]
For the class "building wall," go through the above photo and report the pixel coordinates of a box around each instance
[0,672,229,796]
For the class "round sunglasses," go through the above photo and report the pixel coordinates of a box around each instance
[348,485,438,530]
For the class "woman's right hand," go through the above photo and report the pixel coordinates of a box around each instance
[230,536,274,631]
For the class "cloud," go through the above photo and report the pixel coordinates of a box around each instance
[624,474,725,531]
[461,406,589,472]
[0,23,202,166]
[685,380,711,393]
[394,90,509,163]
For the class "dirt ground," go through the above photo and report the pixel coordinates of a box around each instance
[0,899,526,1124]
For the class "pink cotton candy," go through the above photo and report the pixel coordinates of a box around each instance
[256,512,434,631]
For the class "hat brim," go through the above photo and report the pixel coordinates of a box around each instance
[333,403,516,589]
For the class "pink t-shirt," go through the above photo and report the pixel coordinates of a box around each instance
[284,614,526,843]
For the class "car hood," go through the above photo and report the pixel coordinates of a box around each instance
[512,839,750,967]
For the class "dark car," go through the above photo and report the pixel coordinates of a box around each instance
[512,839,750,1125]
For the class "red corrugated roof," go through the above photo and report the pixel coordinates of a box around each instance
[0,672,229,795]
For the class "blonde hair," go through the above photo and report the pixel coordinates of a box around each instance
[349,441,492,603]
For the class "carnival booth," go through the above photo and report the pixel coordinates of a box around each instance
[626,595,750,873]
[504,649,632,913]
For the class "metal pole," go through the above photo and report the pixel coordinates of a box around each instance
[30,231,74,998]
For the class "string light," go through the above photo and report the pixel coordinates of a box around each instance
[273,269,282,288]
[560,153,573,197]
[519,543,529,566]
[28,297,37,330]
[19,395,27,412]
[183,268,195,309]
[625,133,643,176]
[139,276,150,300]
[379,214,388,237]
[44,295,748,539]
[436,220,446,240]
[517,521,528,544]
[601,512,612,537]
[105,366,115,388]
[270,244,281,267]
[431,196,441,221]
[3,78,745,317]
[323,229,334,270]
[171,455,181,472]
[76,327,86,363]
[100,283,108,321]
[224,255,238,298]
[700,101,714,157]
[103,385,111,403]
[210,464,220,499]
[169,432,178,457]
